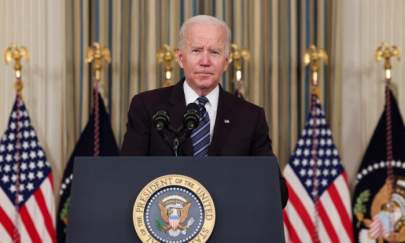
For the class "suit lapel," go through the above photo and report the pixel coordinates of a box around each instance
[208,88,233,155]
[168,79,193,156]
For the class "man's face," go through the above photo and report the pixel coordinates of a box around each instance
[176,22,229,95]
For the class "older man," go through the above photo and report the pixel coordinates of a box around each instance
[121,15,288,207]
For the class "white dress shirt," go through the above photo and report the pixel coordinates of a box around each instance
[183,81,219,140]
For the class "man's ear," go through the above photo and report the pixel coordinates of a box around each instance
[223,55,230,71]
[175,49,184,68]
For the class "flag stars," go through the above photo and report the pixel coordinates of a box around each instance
[37,171,44,179]
[28,172,35,180]
[8,133,15,141]
[311,190,318,197]
[302,159,308,166]
[29,162,36,170]
[18,195,24,203]
[22,142,29,149]
[10,185,16,192]
[27,183,34,191]
[37,151,44,158]
[6,154,12,162]
[38,160,44,168]
[30,151,37,159]
[4,164,11,172]
[30,141,37,148]
[299,169,306,176]
[321,179,328,186]
[2,175,9,183]
[305,179,312,186]
[0,145,5,152]
[331,169,337,176]
[22,152,28,160]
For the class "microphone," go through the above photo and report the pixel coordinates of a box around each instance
[152,110,170,131]
[183,103,200,131]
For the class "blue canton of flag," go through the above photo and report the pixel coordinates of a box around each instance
[283,95,354,243]
[0,97,56,243]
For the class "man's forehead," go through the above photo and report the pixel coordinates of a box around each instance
[185,27,226,47]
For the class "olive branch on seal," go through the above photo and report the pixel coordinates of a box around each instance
[353,190,371,228]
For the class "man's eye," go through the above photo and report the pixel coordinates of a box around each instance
[192,49,200,53]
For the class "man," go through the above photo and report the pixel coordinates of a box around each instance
[121,15,288,207]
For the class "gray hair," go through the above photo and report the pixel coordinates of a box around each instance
[178,15,231,56]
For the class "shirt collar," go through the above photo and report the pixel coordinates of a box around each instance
[183,81,219,110]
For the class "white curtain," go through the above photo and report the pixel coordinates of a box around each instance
[339,0,405,187]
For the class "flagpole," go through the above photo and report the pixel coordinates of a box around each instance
[86,42,111,156]
[4,44,29,243]
[375,43,400,242]
[304,44,328,243]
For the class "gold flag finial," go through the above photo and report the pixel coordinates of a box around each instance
[375,43,400,82]
[229,43,250,97]
[304,44,328,96]
[86,42,111,83]
[229,43,250,81]
[157,44,176,87]
[4,44,29,94]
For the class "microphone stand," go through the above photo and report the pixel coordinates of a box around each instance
[153,104,199,156]
[165,126,192,156]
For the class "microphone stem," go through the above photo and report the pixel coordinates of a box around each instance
[173,138,179,157]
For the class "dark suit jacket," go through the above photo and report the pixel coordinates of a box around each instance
[121,79,288,207]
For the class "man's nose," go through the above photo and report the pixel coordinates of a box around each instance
[199,52,211,66]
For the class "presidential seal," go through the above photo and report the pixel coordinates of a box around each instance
[133,174,215,243]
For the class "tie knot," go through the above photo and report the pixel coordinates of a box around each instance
[197,96,209,106]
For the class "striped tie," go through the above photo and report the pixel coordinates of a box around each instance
[191,96,210,157]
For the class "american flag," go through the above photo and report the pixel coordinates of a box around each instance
[0,97,56,243]
[283,95,354,243]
